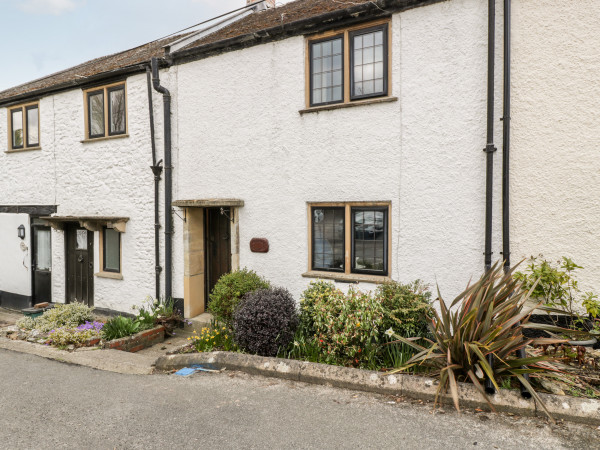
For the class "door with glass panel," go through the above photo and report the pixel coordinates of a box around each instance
[32,223,52,304]
[65,225,94,306]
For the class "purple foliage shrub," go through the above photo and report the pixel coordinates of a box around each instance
[233,287,299,357]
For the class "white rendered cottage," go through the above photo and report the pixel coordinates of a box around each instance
[0,0,598,317]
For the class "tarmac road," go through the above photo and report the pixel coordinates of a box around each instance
[0,349,598,449]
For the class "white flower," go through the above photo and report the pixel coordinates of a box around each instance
[294,341,300,347]
[154,299,159,306]
[385,328,394,337]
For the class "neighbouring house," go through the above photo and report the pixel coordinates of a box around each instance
[1,0,598,317]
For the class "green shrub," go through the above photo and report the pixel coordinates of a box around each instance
[15,302,93,333]
[46,328,100,348]
[375,280,432,338]
[102,316,140,341]
[514,256,597,328]
[233,287,298,357]
[300,281,384,368]
[208,269,270,325]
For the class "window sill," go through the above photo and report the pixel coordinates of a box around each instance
[299,96,398,115]
[5,146,42,153]
[81,134,129,144]
[302,271,391,284]
[95,271,123,280]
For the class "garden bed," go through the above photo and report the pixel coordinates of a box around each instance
[103,325,165,352]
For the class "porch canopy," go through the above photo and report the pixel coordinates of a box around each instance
[39,215,129,233]
[172,198,244,208]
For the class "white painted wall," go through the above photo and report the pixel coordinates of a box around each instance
[510,0,600,296]
[0,73,163,311]
[172,0,497,302]
[0,213,31,297]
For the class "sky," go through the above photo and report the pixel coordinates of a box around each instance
[0,0,260,91]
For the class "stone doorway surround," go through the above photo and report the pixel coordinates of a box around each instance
[173,199,243,318]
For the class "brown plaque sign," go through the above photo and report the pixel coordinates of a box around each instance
[250,238,269,253]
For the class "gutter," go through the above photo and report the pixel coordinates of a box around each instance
[151,58,173,301]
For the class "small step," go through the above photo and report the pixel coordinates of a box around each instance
[185,312,214,331]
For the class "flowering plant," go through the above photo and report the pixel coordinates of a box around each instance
[188,326,235,352]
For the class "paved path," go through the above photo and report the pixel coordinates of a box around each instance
[1,349,598,449]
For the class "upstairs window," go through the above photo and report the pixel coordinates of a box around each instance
[84,82,127,140]
[8,102,39,150]
[307,22,389,108]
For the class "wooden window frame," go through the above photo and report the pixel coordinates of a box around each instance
[7,101,40,151]
[305,19,391,109]
[308,34,345,107]
[306,202,392,281]
[83,82,128,141]
[99,226,122,276]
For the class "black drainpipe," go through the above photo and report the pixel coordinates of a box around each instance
[146,67,163,300]
[151,58,173,300]
[501,0,531,399]
[484,0,497,274]
[484,0,498,396]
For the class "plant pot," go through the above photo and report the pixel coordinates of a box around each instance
[567,337,597,347]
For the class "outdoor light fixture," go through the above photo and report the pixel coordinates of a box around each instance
[17,224,25,240]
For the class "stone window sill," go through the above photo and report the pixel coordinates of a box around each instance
[302,271,391,284]
[81,134,129,144]
[95,271,123,280]
[299,96,398,115]
[5,146,42,153]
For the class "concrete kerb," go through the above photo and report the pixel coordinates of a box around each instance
[155,351,600,426]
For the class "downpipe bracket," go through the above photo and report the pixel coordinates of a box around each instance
[483,144,497,153]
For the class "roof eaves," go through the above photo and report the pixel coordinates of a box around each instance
[169,0,446,64]
[0,62,155,108]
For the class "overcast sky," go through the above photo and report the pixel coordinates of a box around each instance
[0,0,264,91]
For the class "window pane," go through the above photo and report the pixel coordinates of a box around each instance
[354,66,363,82]
[35,228,51,271]
[354,35,363,49]
[104,228,120,272]
[332,54,342,70]
[354,50,362,66]
[109,88,126,134]
[363,46,374,64]
[332,70,342,86]
[351,27,387,98]
[375,45,384,63]
[26,106,39,146]
[311,37,343,105]
[89,92,104,137]
[313,208,344,271]
[353,209,385,273]
[332,39,342,54]
[76,230,87,250]
[11,109,23,148]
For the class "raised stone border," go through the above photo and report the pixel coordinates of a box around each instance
[103,326,165,352]
[155,351,600,426]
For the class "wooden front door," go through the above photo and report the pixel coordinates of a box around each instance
[205,208,231,308]
[65,225,94,306]
[32,223,52,304]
